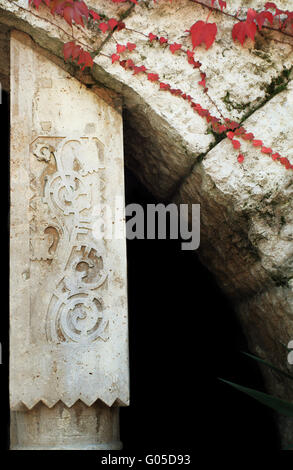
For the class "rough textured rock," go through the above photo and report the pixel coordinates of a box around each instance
[1,0,293,446]
[172,82,293,445]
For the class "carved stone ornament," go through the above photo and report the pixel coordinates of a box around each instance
[10,31,129,410]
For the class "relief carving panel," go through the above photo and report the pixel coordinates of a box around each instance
[29,136,108,345]
[10,31,129,409]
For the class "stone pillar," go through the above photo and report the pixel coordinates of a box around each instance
[10,30,129,450]
[10,402,121,450]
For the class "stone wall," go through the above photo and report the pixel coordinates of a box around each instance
[1,0,293,445]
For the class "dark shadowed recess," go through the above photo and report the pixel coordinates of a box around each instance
[1,89,10,452]
[121,165,280,453]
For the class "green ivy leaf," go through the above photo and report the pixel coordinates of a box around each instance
[219,378,293,417]
[242,352,293,381]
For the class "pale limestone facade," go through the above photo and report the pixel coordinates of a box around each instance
[10,30,128,449]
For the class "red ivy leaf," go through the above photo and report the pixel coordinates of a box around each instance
[63,6,74,26]
[218,0,226,11]
[234,127,246,136]
[265,2,276,10]
[127,42,137,51]
[99,22,109,33]
[280,157,291,169]
[111,53,120,64]
[272,152,280,160]
[160,82,171,90]
[89,9,100,22]
[218,125,227,133]
[116,22,126,31]
[198,72,206,88]
[242,132,254,140]
[63,41,75,61]
[197,108,210,117]
[261,146,273,154]
[225,120,240,130]
[274,8,285,17]
[133,65,147,75]
[148,73,159,82]
[189,21,217,50]
[232,139,241,149]
[117,44,127,53]
[77,50,93,70]
[186,50,194,61]
[76,1,88,19]
[121,59,134,70]
[50,0,67,15]
[247,8,258,23]
[61,1,88,28]
[108,18,119,31]
[169,43,182,54]
[186,50,201,68]
[232,20,257,45]
[256,11,274,30]
[72,44,82,60]
[170,88,182,96]
[125,59,135,69]
[149,33,158,42]
[252,139,263,147]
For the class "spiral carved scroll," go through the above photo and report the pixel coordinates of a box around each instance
[31,137,109,345]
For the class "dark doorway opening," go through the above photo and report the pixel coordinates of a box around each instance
[121,166,280,453]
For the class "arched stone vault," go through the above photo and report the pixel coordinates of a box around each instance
[1,0,293,445]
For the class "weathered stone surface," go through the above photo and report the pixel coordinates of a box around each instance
[10,30,129,410]
[95,0,293,196]
[173,78,293,341]
[11,401,121,450]
[2,1,292,198]
[175,79,293,290]
[200,81,293,283]
[172,79,293,446]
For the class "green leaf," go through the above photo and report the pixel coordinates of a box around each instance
[242,351,293,381]
[219,378,293,417]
